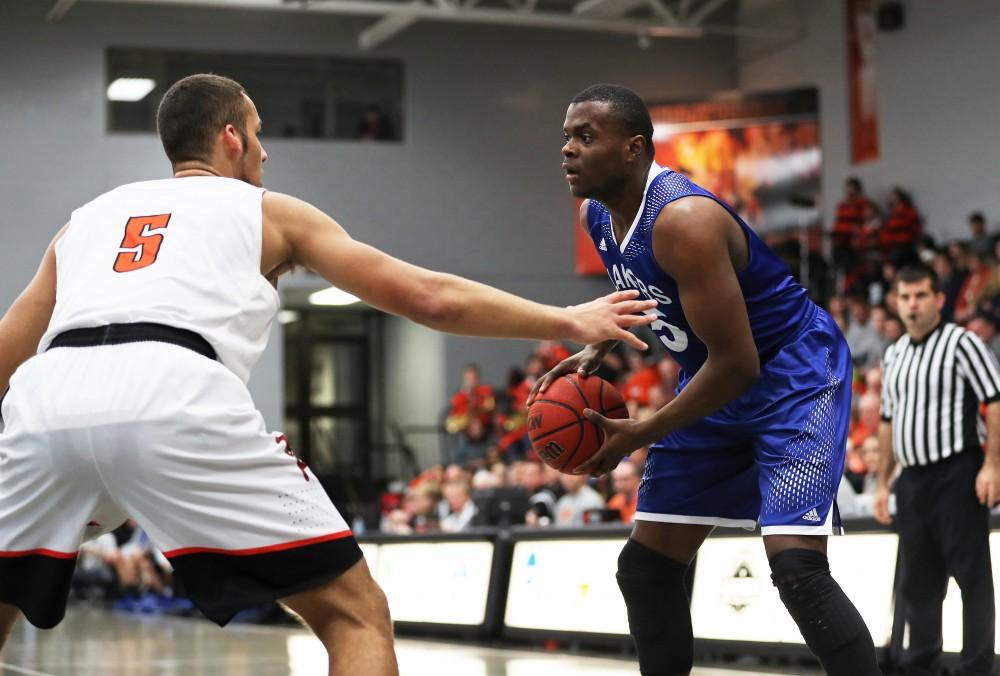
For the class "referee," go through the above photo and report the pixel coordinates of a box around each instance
[875,263,1000,676]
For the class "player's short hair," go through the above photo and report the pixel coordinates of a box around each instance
[846,176,863,192]
[894,263,940,293]
[157,74,249,165]
[571,84,654,157]
[970,211,986,225]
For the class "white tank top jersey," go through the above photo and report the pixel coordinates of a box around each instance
[39,176,279,383]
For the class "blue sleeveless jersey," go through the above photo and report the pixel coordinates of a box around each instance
[586,165,814,380]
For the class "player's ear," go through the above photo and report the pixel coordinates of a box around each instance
[626,135,646,163]
[221,123,243,155]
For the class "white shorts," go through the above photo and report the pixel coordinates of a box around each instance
[0,338,361,628]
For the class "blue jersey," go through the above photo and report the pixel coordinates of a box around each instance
[586,164,813,380]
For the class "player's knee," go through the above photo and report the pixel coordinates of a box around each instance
[363,579,393,635]
[616,539,693,675]
[769,548,876,673]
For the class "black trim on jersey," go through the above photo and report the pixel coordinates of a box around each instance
[168,535,363,626]
[0,554,77,629]
[48,323,217,361]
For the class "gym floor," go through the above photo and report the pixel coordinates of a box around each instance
[0,606,823,675]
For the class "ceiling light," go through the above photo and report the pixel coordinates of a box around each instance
[308,287,361,306]
[107,77,156,102]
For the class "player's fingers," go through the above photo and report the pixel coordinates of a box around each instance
[976,477,988,505]
[617,312,657,327]
[604,289,641,303]
[527,375,552,404]
[582,408,609,429]
[612,299,657,315]
[618,330,649,351]
[573,457,597,475]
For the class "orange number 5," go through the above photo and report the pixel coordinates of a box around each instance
[113,214,171,273]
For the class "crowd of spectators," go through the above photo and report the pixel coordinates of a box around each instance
[380,176,1000,532]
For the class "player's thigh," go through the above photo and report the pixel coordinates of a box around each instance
[631,520,714,564]
[281,557,390,635]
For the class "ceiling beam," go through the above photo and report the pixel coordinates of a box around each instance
[78,0,796,41]
[687,0,729,26]
[572,0,646,18]
[644,0,677,25]
[358,12,420,49]
[47,0,79,20]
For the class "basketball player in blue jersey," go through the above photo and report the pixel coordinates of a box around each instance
[530,84,879,675]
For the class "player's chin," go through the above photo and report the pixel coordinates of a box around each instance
[567,182,591,199]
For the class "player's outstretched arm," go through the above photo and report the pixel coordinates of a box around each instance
[0,227,63,395]
[264,192,655,347]
[576,199,762,475]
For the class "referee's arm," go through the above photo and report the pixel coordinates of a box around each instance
[956,330,1000,506]
[874,343,897,525]
[979,403,1000,507]
[874,420,897,525]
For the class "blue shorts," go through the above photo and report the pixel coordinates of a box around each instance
[635,306,850,535]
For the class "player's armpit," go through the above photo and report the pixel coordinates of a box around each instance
[0,225,65,394]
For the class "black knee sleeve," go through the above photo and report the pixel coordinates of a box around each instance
[769,548,880,676]
[616,539,693,676]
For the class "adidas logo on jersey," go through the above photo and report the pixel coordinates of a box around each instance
[598,238,607,251]
[802,508,822,522]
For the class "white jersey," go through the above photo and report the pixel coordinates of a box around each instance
[39,176,278,383]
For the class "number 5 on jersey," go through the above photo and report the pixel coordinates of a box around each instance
[113,214,171,273]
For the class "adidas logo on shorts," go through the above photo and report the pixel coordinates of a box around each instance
[598,238,607,251]
[802,508,822,522]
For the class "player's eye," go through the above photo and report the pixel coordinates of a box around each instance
[582,134,593,144]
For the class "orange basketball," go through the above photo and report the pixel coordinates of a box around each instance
[527,374,628,473]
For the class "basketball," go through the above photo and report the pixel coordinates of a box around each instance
[527,374,628,473]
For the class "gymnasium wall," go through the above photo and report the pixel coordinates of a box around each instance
[0,0,736,436]
[738,0,1000,241]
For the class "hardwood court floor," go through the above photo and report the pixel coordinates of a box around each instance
[0,606,818,675]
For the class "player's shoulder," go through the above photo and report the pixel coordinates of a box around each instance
[652,193,733,246]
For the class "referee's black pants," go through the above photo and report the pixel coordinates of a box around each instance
[895,449,995,676]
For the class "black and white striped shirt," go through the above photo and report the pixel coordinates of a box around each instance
[880,322,1000,467]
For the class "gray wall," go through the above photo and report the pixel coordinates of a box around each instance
[739,0,1000,240]
[0,0,737,436]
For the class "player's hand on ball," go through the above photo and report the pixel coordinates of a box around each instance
[574,409,645,477]
[567,290,656,350]
[527,347,603,406]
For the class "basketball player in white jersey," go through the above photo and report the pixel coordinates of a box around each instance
[0,74,657,675]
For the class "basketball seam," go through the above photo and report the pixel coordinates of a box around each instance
[530,418,583,442]
[531,399,585,416]
[563,375,590,409]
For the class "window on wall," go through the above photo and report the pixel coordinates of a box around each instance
[106,48,404,141]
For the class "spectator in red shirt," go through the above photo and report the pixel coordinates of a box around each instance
[879,187,921,264]
[832,177,875,275]
[535,340,572,371]
[954,250,995,325]
[622,350,661,416]
[445,364,496,463]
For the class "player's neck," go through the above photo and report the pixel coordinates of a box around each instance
[603,164,653,242]
[173,158,232,179]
